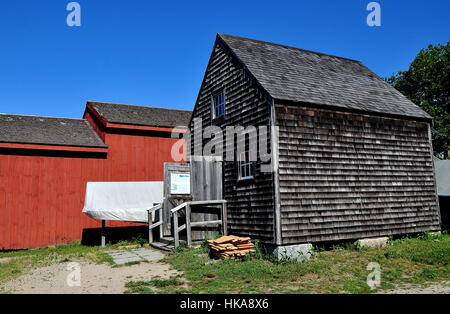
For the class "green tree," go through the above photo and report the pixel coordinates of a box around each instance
[387,42,450,158]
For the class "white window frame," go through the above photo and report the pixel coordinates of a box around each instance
[211,89,226,119]
[238,151,255,181]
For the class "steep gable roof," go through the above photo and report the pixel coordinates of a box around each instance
[0,114,107,148]
[88,101,192,128]
[218,34,431,121]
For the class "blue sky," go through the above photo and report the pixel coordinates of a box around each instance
[0,0,448,118]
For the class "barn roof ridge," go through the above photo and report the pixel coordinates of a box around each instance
[88,101,192,128]
[87,100,192,113]
[218,33,361,63]
[0,112,86,121]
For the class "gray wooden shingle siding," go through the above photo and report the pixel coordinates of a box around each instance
[190,34,441,246]
[189,40,276,243]
[276,104,441,244]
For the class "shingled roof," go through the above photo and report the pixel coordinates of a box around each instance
[0,114,107,148]
[88,102,192,128]
[218,34,431,120]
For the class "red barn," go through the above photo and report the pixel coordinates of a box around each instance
[0,101,191,250]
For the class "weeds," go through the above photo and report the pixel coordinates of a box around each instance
[2,233,449,294]
[150,277,183,288]
[165,233,450,294]
[124,276,183,294]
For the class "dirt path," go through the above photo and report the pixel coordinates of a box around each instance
[2,254,448,294]
[378,281,450,294]
[2,260,181,294]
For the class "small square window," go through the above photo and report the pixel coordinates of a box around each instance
[212,91,226,119]
[238,151,255,180]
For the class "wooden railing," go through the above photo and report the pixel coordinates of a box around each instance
[171,200,227,248]
[147,204,163,243]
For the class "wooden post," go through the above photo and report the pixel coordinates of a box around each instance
[186,204,192,247]
[159,205,163,239]
[148,209,153,244]
[222,202,228,236]
[101,220,106,247]
[173,211,179,248]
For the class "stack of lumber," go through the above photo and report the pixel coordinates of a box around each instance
[208,235,256,259]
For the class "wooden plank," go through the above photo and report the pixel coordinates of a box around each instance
[171,202,187,213]
[188,200,226,206]
[213,235,238,244]
[190,220,222,227]
[222,201,228,236]
[148,221,162,230]
[177,224,186,233]
[186,204,192,247]
[173,212,179,248]
[148,210,153,244]
[271,100,282,246]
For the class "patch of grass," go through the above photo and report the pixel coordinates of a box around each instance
[384,233,450,265]
[123,276,182,294]
[115,236,147,247]
[150,277,183,288]
[112,261,142,268]
[419,268,439,280]
[88,251,115,265]
[124,281,154,294]
[2,233,449,294]
[164,233,450,294]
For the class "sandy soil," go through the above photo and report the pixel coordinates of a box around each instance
[0,257,16,264]
[2,260,181,294]
[377,281,450,294]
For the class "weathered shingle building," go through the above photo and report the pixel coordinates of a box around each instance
[189,34,441,249]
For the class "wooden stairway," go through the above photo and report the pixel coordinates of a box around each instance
[147,200,227,251]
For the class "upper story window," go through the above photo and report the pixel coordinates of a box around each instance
[238,151,255,181]
[212,90,226,119]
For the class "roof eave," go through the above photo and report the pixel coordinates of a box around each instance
[0,142,108,153]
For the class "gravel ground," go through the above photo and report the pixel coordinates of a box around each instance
[1,260,181,294]
[0,257,16,264]
[377,281,450,294]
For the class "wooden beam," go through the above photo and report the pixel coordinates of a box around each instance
[0,142,108,153]
[222,202,228,236]
[101,220,106,247]
[177,224,186,233]
[148,210,153,244]
[171,202,187,213]
[190,220,222,227]
[106,122,187,134]
[186,204,192,247]
[188,200,227,206]
[149,221,162,230]
[173,212,179,248]
[271,100,282,246]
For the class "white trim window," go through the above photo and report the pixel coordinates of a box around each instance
[238,151,255,180]
[212,90,226,119]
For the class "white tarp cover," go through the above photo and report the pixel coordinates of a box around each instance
[82,181,164,222]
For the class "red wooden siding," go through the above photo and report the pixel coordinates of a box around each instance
[0,107,185,250]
